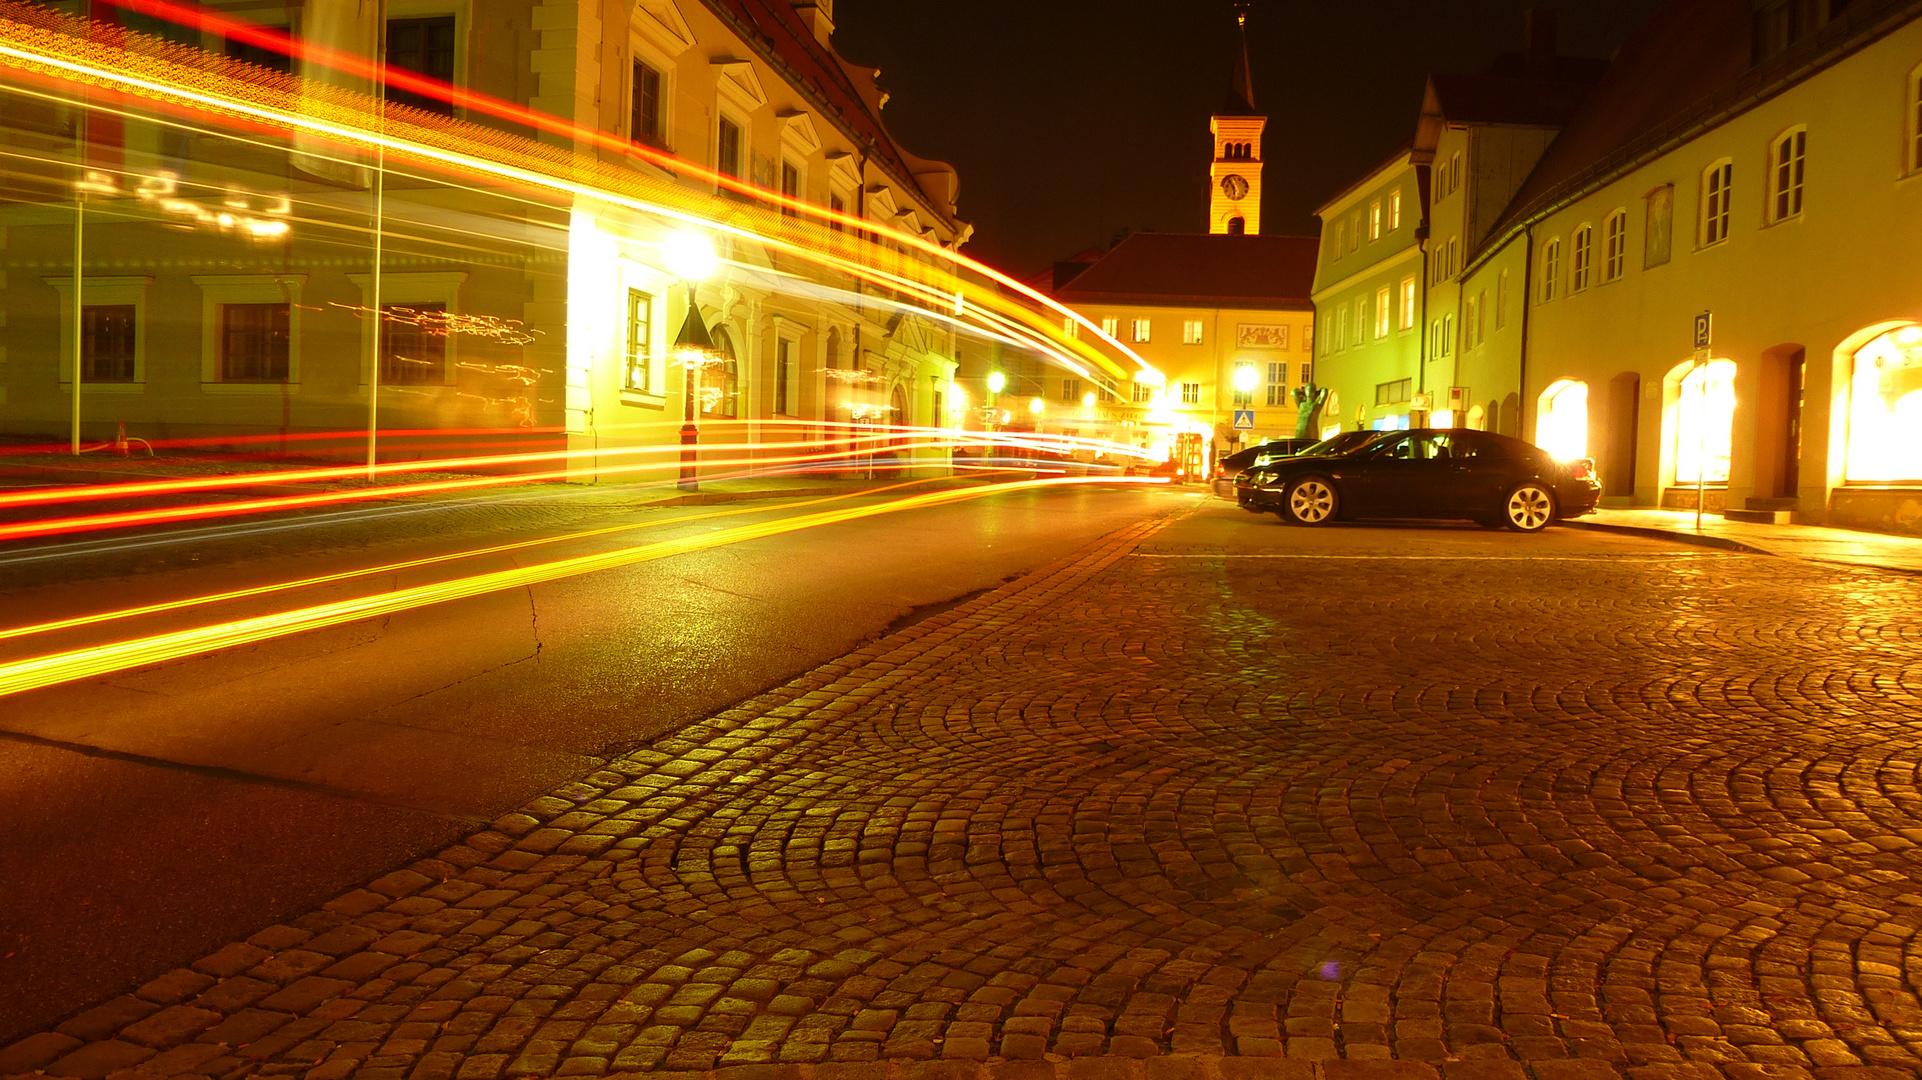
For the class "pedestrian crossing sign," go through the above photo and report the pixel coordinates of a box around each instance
[1232,410,1255,430]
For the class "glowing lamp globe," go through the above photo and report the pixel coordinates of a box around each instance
[1029,397,1045,415]
[1081,392,1096,408]
[987,371,1007,394]
[662,230,719,281]
[1232,366,1259,393]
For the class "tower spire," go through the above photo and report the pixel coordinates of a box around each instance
[1225,2,1255,116]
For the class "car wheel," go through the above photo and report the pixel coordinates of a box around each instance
[1285,476,1340,526]
[1503,483,1556,532]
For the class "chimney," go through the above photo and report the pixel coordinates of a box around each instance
[1525,6,1558,79]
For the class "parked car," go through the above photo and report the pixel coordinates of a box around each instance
[1246,428,1600,531]
[1235,430,1391,509]
[1216,438,1318,479]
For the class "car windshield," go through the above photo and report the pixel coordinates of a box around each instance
[1298,431,1385,457]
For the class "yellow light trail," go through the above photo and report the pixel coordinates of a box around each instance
[0,3,1159,389]
[0,476,1163,700]
[0,476,960,645]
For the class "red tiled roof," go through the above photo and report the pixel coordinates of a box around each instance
[1482,0,1754,243]
[1427,73,1596,129]
[1054,233,1318,310]
[702,0,960,229]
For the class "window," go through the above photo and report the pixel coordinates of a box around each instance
[829,192,846,233]
[1430,319,1442,357]
[1182,320,1204,344]
[1131,319,1151,343]
[1351,214,1362,252]
[716,116,743,179]
[1335,220,1347,255]
[1227,217,1246,235]
[780,161,801,216]
[1375,287,1390,338]
[631,61,662,146]
[1450,152,1463,194]
[1602,210,1627,282]
[1540,238,1561,301]
[1301,329,1311,356]
[1180,382,1201,405]
[1770,128,1806,222]
[1398,277,1416,330]
[379,302,447,385]
[1132,381,1154,404]
[1300,363,1313,385]
[1369,201,1382,240]
[1266,362,1288,406]
[1375,378,1412,406]
[702,328,738,419]
[219,302,290,382]
[1390,190,1402,230]
[1702,161,1734,245]
[385,16,456,115]
[1496,270,1508,328]
[1061,378,1079,402]
[1101,317,1119,338]
[1752,0,1829,64]
[224,33,292,75]
[1570,224,1593,291]
[1912,69,1922,173]
[1442,313,1455,356]
[1447,236,1459,277]
[1472,289,1486,347]
[1232,366,1255,407]
[774,337,798,416]
[1063,317,1078,338]
[624,289,652,394]
[81,304,136,382]
[1464,294,1478,351]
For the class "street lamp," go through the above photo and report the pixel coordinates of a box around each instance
[665,230,719,492]
[1029,397,1045,417]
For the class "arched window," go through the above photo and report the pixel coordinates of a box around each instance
[1702,159,1734,245]
[1227,217,1246,235]
[1570,224,1593,292]
[1769,126,1806,223]
[1845,324,1922,482]
[1601,209,1628,282]
[1539,238,1562,301]
[1673,359,1737,484]
[1537,379,1590,461]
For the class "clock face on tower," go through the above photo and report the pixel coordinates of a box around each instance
[1220,174,1250,201]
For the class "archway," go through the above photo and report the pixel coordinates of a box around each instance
[1672,358,1737,488]
[1604,372,1640,497]
[1500,393,1520,437]
[1465,404,1486,430]
[1845,324,1922,482]
[1536,379,1590,461]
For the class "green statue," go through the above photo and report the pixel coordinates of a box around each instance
[1292,383,1327,439]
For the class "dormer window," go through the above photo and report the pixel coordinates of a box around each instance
[1752,0,1834,65]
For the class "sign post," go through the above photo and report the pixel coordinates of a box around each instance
[1691,312,1712,532]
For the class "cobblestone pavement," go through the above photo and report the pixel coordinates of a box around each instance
[8,504,1922,1080]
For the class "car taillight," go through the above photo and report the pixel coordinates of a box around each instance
[1566,458,1595,480]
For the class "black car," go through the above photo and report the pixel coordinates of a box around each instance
[1247,428,1601,531]
[1235,430,1391,509]
[1217,438,1318,479]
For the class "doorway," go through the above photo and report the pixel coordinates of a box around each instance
[1780,348,1805,497]
[1605,372,1639,497]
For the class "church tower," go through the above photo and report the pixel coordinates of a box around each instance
[1209,3,1265,235]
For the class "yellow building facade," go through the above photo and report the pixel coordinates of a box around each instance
[1450,1,1922,533]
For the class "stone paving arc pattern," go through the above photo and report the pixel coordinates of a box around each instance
[5,505,1922,1080]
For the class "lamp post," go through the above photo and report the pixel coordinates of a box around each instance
[663,231,719,492]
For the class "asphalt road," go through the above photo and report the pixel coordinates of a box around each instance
[0,479,1190,1045]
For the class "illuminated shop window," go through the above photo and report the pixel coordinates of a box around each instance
[1537,379,1589,461]
[1674,359,1737,484]
[1846,325,1922,483]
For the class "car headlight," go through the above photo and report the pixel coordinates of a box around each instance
[1251,470,1277,485]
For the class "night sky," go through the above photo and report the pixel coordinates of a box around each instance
[832,0,1669,277]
